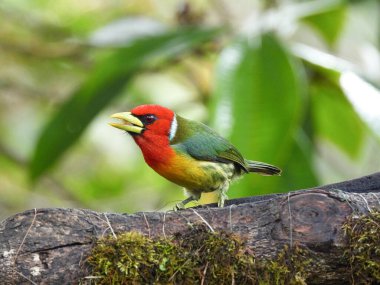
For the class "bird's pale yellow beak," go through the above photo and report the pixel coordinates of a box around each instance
[109,112,144,134]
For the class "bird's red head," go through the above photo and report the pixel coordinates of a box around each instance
[110,105,175,137]
[110,105,177,166]
[130,105,175,138]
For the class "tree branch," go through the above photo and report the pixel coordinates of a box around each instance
[1,172,380,284]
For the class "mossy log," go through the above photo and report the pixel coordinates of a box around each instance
[1,172,380,284]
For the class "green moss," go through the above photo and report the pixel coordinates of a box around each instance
[86,211,380,284]
[343,211,380,284]
[259,245,310,285]
[86,225,311,284]
[87,231,195,284]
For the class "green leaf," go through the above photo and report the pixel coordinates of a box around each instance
[211,33,306,196]
[280,131,319,190]
[30,27,220,181]
[311,82,365,159]
[301,0,347,47]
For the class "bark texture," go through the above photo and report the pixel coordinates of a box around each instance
[1,172,380,284]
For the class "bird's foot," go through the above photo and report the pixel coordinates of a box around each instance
[174,202,185,211]
[174,196,198,211]
[218,195,227,207]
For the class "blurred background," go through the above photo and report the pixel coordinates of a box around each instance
[1,0,379,219]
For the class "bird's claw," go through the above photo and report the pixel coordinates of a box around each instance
[174,195,199,211]
[174,202,185,211]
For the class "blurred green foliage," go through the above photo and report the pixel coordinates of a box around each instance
[0,0,379,218]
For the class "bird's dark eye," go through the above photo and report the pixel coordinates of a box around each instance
[141,114,157,125]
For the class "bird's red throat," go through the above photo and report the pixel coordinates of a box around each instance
[133,133,175,170]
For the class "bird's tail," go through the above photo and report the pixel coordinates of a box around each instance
[245,160,281,176]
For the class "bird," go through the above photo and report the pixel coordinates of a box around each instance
[109,104,281,209]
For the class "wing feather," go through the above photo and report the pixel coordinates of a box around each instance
[171,116,248,172]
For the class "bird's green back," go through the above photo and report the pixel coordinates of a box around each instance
[170,115,249,172]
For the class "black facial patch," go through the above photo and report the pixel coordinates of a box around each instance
[135,114,157,126]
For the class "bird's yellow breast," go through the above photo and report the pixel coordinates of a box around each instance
[153,152,236,193]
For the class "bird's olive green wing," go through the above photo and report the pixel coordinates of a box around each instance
[171,115,249,172]
[216,147,249,172]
